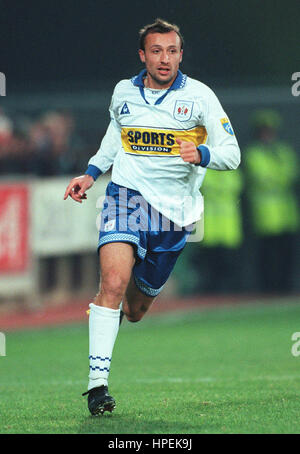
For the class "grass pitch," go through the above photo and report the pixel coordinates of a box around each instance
[1,298,300,434]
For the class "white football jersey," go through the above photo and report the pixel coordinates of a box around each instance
[86,70,240,227]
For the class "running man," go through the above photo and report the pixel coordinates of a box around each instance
[64,18,240,415]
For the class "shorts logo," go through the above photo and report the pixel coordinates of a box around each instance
[221,117,234,135]
[104,219,116,232]
[173,100,194,121]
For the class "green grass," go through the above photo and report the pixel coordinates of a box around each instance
[1,299,300,434]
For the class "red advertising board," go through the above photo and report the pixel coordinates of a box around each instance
[0,183,30,273]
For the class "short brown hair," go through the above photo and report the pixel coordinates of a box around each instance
[139,18,184,51]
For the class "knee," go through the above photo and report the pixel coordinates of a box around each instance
[122,299,153,323]
[124,305,148,323]
[101,269,128,300]
[122,301,145,323]
[126,312,144,323]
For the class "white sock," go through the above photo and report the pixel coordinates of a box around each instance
[88,303,120,391]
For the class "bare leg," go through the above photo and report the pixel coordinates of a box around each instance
[123,274,157,322]
[94,242,136,309]
[86,242,136,393]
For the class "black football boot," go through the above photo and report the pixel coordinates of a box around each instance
[82,385,116,415]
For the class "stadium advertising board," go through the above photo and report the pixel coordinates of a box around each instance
[0,183,30,273]
[31,177,110,256]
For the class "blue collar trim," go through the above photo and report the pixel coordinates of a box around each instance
[131,69,187,106]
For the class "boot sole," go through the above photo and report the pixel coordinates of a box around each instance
[90,401,116,416]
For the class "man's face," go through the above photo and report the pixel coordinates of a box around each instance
[139,31,183,89]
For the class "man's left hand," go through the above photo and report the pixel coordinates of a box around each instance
[176,138,201,164]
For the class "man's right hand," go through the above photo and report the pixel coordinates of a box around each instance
[63,174,95,203]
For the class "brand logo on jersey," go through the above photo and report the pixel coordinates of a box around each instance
[221,118,234,135]
[173,101,194,121]
[120,103,130,115]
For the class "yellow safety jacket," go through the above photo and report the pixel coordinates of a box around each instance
[244,141,299,235]
[201,168,243,247]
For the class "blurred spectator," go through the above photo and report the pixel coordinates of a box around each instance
[27,117,54,175]
[28,110,87,176]
[0,109,87,177]
[190,168,244,294]
[244,109,299,294]
[0,108,29,174]
[0,108,13,147]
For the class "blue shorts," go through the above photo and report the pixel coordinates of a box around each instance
[98,181,192,297]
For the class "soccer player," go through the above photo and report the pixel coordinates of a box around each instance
[64,18,240,416]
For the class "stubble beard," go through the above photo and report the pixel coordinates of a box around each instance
[146,70,176,89]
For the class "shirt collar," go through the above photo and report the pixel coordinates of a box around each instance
[131,69,187,90]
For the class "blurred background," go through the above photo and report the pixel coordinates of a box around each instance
[0,0,299,314]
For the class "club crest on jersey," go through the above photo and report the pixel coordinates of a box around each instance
[120,102,130,115]
[221,117,234,135]
[173,100,193,121]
